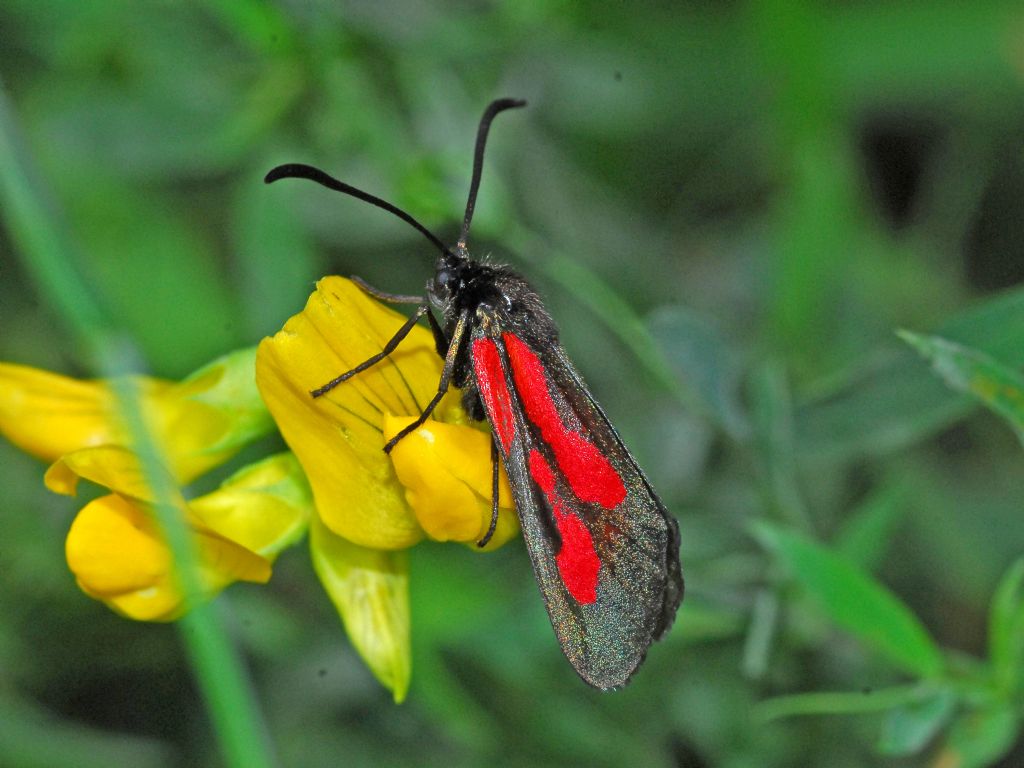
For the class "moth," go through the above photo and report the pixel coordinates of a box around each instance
[266,98,683,688]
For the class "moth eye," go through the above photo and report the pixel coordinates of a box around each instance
[432,268,454,297]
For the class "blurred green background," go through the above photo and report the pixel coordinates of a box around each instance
[3,1,1024,766]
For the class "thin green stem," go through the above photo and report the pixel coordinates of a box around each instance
[0,79,277,768]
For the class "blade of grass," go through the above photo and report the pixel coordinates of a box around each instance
[755,683,944,723]
[988,558,1024,695]
[795,286,1024,462]
[742,588,780,680]
[754,522,944,678]
[834,480,907,572]
[899,329,1024,445]
[0,77,107,364]
[750,361,812,531]
[877,688,957,756]
[0,80,277,768]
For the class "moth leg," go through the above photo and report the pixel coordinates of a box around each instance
[476,436,501,548]
[311,305,427,398]
[351,275,448,357]
[383,309,469,453]
[425,309,449,358]
[350,274,424,304]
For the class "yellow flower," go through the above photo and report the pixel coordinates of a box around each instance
[0,348,274,484]
[256,276,518,701]
[382,414,518,547]
[0,349,309,619]
[50,447,311,621]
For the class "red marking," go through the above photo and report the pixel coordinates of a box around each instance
[504,333,626,509]
[529,447,557,493]
[472,338,515,452]
[529,450,600,604]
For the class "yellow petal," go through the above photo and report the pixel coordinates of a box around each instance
[66,495,171,597]
[256,276,444,549]
[0,362,122,461]
[152,348,275,482]
[46,444,274,583]
[188,452,312,558]
[96,577,187,622]
[191,524,273,588]
[383,415,519,550]
[45,445,170,503]
[309,516,411,702]
[0,350,273,485]
[65,491,272,622]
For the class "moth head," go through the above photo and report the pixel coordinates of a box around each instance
[428,254,463,309]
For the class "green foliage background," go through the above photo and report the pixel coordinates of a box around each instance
[2,1,1024,766]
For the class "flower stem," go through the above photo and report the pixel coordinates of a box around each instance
[0,78,277,768]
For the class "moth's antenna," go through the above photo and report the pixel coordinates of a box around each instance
[264,163,458,261]
[458,98,527,253]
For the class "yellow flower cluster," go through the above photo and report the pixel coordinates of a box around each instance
[0,349,306,620]
[0,277,517,701]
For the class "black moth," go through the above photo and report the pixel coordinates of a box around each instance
[266,98,683,689]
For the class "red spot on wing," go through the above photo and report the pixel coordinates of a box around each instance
[503,333,626,509]
[529,450,600,604]
[554,514,600,605]
[528,446,557,494]
[472,338,515,452]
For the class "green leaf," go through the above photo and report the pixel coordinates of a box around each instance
[834,481,907,572]
[755,523,944,677]
[0,79,108,361]
[940,701,1019,768]
[988,557,1024,694]
[899,330,1024,444]
[877,688,956,756]
[795,287,1024,462]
